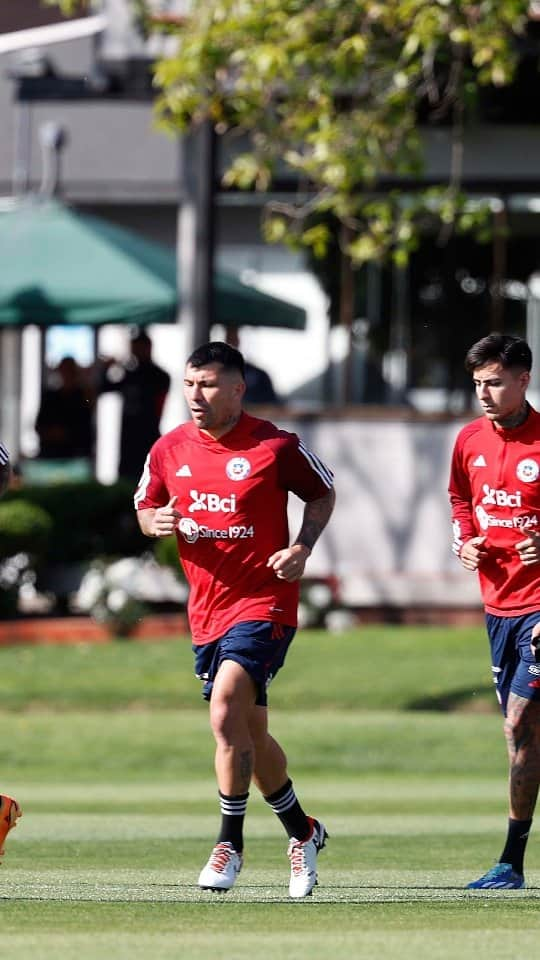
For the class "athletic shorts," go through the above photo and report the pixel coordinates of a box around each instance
[193,620,296,707]
[485,611,540,715]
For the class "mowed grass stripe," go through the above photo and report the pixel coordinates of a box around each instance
[6,812,515,842]
[11,777,507,804]
[8,776,509,819]
[1,709,508,783]
[4,864,540,903]
[4,899,540,926]
[0,627,494,712]
[3,925,540,960]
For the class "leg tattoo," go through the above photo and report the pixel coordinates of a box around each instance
[504,695,540,820]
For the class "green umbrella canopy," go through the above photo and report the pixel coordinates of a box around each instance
[0,199,306,329]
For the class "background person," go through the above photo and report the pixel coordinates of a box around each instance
[98,329,170,483]
[224,326,281,405]
[0,440,22,860]
[134,341,335,897]
[35,356,94,460]
[449,332,540,889]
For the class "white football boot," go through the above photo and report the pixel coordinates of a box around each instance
[287,817,328,898]
[198,841,243,891]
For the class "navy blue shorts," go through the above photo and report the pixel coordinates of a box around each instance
[193,620,296,707]
[486,612,540,715]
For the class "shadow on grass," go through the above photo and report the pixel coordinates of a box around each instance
[406,685,496,712]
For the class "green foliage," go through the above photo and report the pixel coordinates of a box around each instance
[42,0,88,13]
[0,500,54,616]
[0,499,53,559]
[145,0,529,264]
[1,481,146,565]
[46,0,529,264]
[153,531,182,573]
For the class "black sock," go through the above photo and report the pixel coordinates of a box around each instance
[499,817,532,874]
[264,778,310,840]
[216,791,248,853]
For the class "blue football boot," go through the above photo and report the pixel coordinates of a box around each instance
[467,862,525,889]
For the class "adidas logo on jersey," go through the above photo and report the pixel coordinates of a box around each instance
[176,465,192,477]
[473,455,487,467]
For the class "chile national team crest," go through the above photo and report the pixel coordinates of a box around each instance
[178,517,199,543]
[516,459,540,483]
[226,457,251,481]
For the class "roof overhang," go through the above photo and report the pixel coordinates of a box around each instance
[0,15,107,55]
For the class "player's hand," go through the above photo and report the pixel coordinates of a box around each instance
[459,536,488,571]
[531,622,540,662]
[267,543,310,582]
[151,496,181,538]
[516,531,540,566]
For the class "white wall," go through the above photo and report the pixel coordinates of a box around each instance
[280,416,481,609]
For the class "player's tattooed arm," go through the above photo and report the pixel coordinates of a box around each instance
[294,487,336,554]
[268,487,335,582]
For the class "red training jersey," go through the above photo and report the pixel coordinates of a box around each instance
[449,405,540,615]
[134,412,334,644]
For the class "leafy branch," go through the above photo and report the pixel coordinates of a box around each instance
[46,1,531,264]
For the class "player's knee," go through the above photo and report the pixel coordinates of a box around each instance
[209,696,244,742]
[504,707,540,754]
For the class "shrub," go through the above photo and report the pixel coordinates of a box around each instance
[0,499,53,559]
[1,481,146,564]
[0,500,54,616]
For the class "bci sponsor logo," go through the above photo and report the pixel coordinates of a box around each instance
[188,490,237,513]
[482,485,522,508]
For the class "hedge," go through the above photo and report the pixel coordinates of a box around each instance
[1,481,147,565]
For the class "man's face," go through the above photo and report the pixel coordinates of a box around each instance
[473,361,530,424]
[183,362,245,437]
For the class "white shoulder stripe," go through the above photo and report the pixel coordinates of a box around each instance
[0,442,9,465]
[134,453,152,508]
[298,439,334,487]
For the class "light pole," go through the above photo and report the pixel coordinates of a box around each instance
[177,120,216,356]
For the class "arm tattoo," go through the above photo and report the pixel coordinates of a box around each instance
[295,488,335,553]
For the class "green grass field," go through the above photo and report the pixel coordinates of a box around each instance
[1,625,539,959]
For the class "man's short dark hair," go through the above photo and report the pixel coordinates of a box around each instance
[465,334,532,374]
[187,341,245,378]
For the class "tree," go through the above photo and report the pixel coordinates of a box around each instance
[49,1,535,404]
[50,1,531,266]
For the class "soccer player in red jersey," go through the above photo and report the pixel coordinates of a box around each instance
[0,441,22,862]
[449,333,540,889]
[135,342,335,897]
